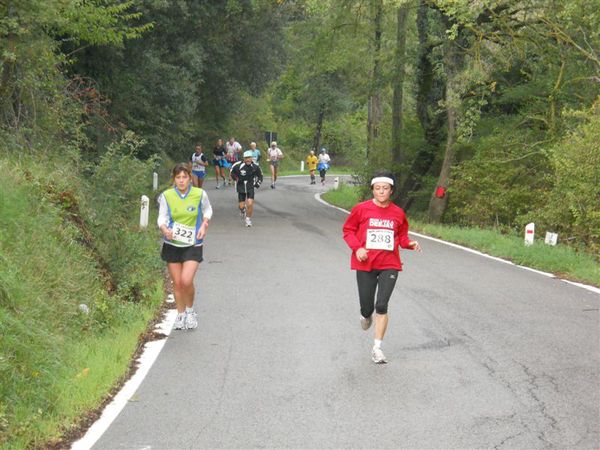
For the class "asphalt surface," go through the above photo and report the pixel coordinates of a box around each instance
[94,175,599,449]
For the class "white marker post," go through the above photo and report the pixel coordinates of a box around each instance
[524,222,535,246]
[153,172,158,191]
[140,195,149,229]
[334,177,339,190]
[300,161,305,172]
[544,232,558,246]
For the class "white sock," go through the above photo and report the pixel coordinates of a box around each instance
[374,339,382,349]
[185,307,194,314]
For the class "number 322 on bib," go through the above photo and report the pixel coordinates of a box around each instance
[366,228,394,251]
[172,222,195,245]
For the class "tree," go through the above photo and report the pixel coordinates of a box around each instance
[391,1,411,166]
[66,0,287,159]
[0,0,149,135]
[428,13,467,222]
[396,0,446,209]
[366,0,384,158]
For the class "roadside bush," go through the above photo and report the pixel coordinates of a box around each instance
[447,116,553,228]
[0,138,165,447]
[529,111,600,256]
[0,156,113,447]
[83,131,163,301]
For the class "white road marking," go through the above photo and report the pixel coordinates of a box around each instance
[71,308,178,450]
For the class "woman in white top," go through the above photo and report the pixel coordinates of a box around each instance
[266,141,284,189]
[317,147,331,186]
[190,144,209,188]
[157,163,213,330]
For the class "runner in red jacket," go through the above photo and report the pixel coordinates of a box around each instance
[343,171,421,364]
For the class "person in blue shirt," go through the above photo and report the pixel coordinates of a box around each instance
[249,141,261,164]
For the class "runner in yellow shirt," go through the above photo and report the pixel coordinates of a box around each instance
[306,150,318,185]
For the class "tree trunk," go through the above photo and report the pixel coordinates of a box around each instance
[428,16,465,223]
[391,2,410,166]
[427,100,457,221]
[396,1,446,209]
[366,0,383,159]
[0,3,17,120]
[312,103,325,152]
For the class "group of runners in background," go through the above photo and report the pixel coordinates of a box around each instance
[190,137,333,190]
[159,140,420,364]
[191,137,284,190]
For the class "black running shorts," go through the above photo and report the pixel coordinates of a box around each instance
[161,243,204,263]
[238,189,255,202]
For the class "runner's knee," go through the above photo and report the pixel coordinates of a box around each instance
[375,302,389,315]
[361,304,375,319]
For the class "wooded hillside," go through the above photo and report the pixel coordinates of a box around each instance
[1,0,598,249]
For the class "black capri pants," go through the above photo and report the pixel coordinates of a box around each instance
[356,269,398,317]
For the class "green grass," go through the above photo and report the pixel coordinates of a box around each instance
[322,184,600,287]
[248,157,356,177]
[4,286,162,449]
[276,166,356,176]
[321,181,362,211]
[0,155,164,448]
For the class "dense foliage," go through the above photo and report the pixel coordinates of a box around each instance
[234,0,600,253]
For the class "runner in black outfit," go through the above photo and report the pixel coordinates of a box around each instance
[230,150,263,227]
[212,138,227,189]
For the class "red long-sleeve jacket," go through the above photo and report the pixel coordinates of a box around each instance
[343,200,412,271]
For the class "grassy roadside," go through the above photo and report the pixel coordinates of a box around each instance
[5,290,163,449]
[276,167,356,177]
[322,183,600,287]
[0,150,164,448]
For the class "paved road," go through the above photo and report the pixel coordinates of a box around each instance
[94,175,599,449]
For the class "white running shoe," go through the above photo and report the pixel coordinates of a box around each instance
[371,347,388,364]
[173,313,186,330]
[185,310,198,329]
[360,315,373,330]
[245,217,252,227]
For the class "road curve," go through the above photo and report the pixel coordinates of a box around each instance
[93,175,599,449]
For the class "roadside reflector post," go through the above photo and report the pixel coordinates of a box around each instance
[140,195,149,229]
[153,172,158,191]
[334,177,339,190]
[545,231,558,246]
[300,161,305,172]
[524,222,535,246]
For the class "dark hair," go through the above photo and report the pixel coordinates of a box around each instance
[370,170,396,193]
[171,163,192,180]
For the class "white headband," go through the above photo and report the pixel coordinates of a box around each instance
[371,176,394,186]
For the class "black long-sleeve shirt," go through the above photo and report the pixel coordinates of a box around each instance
[230,161,263,193]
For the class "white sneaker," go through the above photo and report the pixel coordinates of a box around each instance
[360,315,373,330]
[185,310,198,329]
[245,217,252,227]
[371,346,388,364]
[173,313,186,330]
